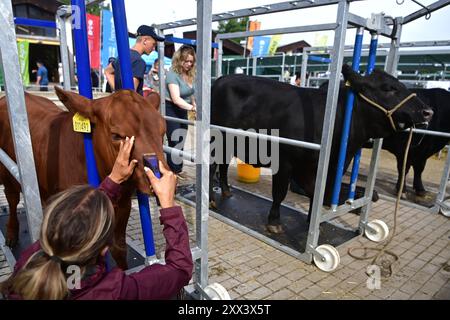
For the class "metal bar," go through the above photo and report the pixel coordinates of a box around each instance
[111,0,156,259]
[330,27,364,210]
[165,115,322,151]
[408,128,450,139]
[0,1,43,242]
[156,32,166,116]
[216,38,223,78]
[71,0,101,187]
[347,13,394,38]
[14,17,57,29]
[0,148,20,182]
[252,56,257,76]
[403,0,450,25]
[434,146,450,214]
[306,0,350,261]
[56,6,72,90]
[301,50,308,87]
[210,124,321,151]
[348,32,378,202]
[195,0,212,293]
[165,36,219,49]
[163,145,196,163]
[156,0,362,30]
[308,55,332,63]
[384,18,403,77]
[216,23,338,40]
[321,197,372,222]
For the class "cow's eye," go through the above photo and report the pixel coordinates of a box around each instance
[381,84,396,92]
[112,133,124,141]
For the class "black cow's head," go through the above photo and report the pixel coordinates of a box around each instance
[342,64,433,131]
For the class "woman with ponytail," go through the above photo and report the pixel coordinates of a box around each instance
[1,136,193,300]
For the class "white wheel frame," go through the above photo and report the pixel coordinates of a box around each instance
[204,282,231,300]
[365,219,389,242]
[439,200,450,217]
[313,244,340,272]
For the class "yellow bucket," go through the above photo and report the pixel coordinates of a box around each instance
[236,159,260,183]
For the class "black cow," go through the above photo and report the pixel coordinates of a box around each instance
[380,88,450,196]
[210,64,433,233]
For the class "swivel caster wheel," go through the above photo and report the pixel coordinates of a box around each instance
[204,282,231,300]
[365,219,389,242]
[313,244,340,272]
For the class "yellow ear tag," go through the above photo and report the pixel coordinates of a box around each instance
[73,112,91,133]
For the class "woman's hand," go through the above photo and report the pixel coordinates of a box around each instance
[144,161,177,208]
[108,136,138,184]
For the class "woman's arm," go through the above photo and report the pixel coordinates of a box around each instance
[168,83,195,111]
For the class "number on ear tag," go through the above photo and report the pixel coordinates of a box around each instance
[73,112,91,133]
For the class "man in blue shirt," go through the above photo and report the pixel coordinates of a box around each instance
[104,25,164,96]
[35,61,49,91]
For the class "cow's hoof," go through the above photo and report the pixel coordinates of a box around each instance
[401,192,408,200]
[415,190,427,197]
[5,236,18,248]
[222,190,232,198]
[209,200,217,210]
[266,224,283,234]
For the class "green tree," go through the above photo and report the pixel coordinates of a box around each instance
[216,17,249,44]
[59,0,104,16]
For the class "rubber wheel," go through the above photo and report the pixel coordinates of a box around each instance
[365,219,389,242]
[313,244,340,272]
[204,282,231,300]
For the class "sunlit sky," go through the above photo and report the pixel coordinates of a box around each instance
[117,0,450,48]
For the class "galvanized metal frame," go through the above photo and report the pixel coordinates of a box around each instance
[0,1,43,257]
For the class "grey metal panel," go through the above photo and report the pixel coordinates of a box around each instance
[57,6,72,91]
[0,1,43,242]
[157,37,166,116]
[195,0,212,291]
[156,0,361,30]
[403,0,450,25]
[384,18,403,77]
[305,0,350,261]
[216,38,223,78]
[216,23,338,40]
[347,13,394,38]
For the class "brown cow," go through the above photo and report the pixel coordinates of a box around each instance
[0,88,166,269]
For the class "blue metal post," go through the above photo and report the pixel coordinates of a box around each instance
[14,17,57,29]
[71,0,100,187]
[330,27,364,211]
[111,0,156,260]
[347,33,379,202]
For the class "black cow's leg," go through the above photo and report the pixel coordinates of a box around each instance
[219,163,232,198]
[209,163,218,208]
[413,159,427,196]
[267,163,292,234]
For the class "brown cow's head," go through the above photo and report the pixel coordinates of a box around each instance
[55,87,166,194]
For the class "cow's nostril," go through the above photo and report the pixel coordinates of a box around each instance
[422,109,434,120]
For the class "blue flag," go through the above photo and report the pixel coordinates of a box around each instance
[101,10,117,68]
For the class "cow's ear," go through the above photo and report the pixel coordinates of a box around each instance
[54,86,96,121]
[341,64,370,92]
[146,92,161,112]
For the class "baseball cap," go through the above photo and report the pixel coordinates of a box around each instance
[136,25,165,42]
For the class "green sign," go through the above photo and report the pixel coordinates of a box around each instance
[0,40,29,87]
[17,40,30,86]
